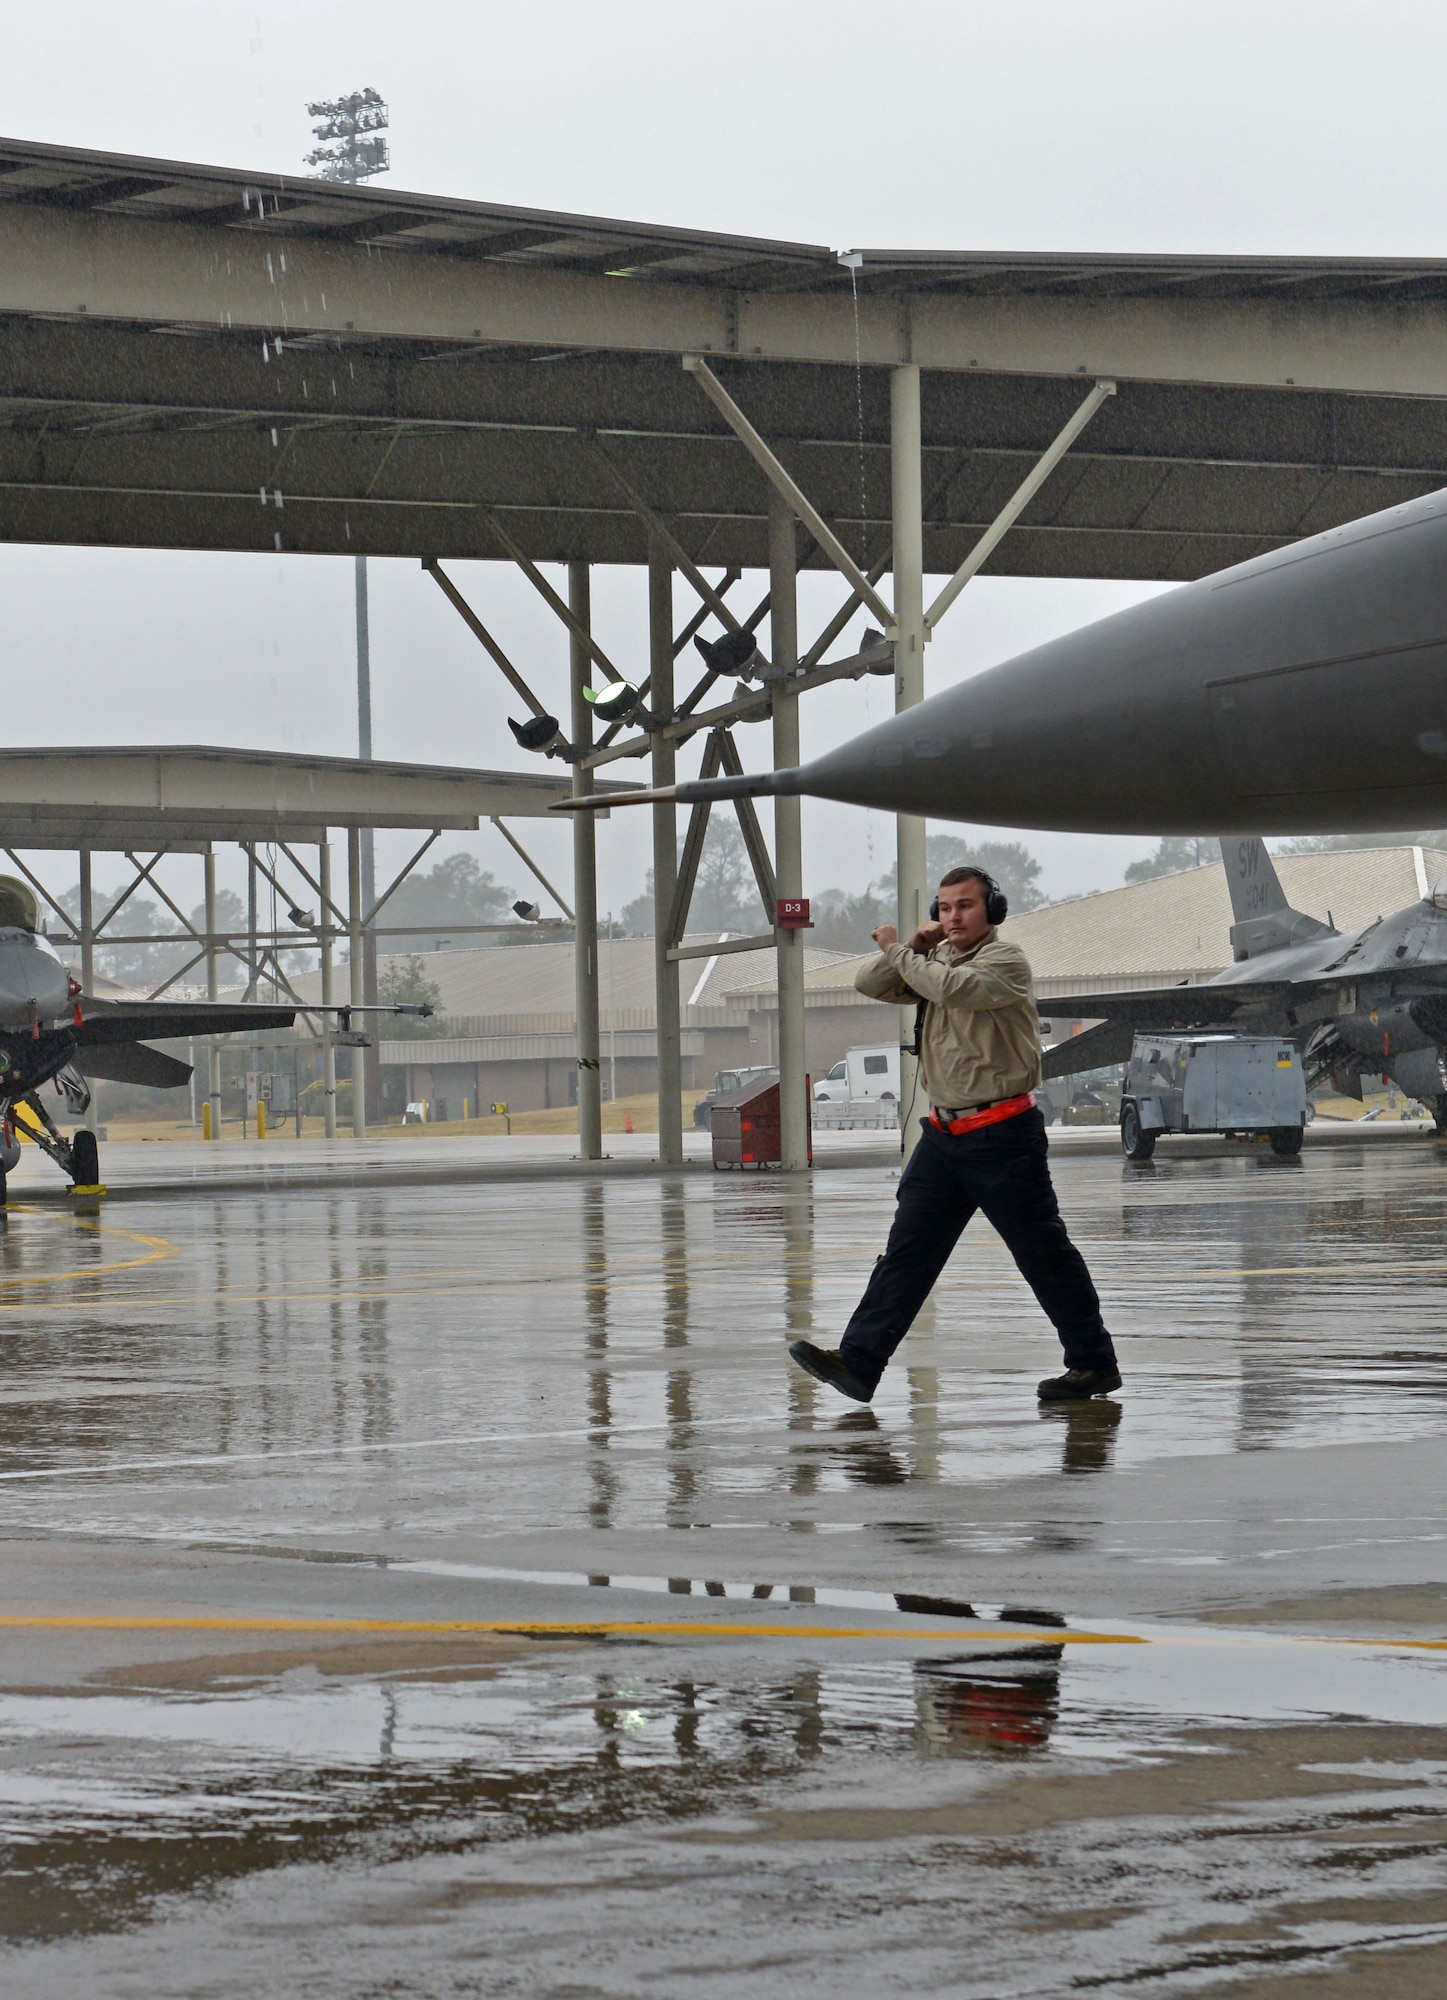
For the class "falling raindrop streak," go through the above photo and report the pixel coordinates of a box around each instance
[849,257,880,881]
[849,264,868,569]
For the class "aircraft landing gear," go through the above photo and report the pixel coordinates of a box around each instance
[69,1128,100,1187]
[3,1093,101,1188]
[0,1117,17,1206]
[1431,1096,1447,1137]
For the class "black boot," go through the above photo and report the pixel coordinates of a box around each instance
[1037,1364,1123,1402]
[787,1340,875,1404]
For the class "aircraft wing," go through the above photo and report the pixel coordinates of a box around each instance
[71,997,299,1047]
[1040,1020,1135,1080]
[1040,981,1294,1031]
[1038,981,1297,1080]
[72,1042,195,1089]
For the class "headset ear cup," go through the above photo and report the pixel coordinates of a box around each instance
[989,888,1008,924]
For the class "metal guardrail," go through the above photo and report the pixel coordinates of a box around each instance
[812,1099,902,1131]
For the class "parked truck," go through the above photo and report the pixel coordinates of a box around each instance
[813,1043,901,1106]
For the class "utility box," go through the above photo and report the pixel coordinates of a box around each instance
[1121,1033,1307,1160]
[710,1073,813,1169]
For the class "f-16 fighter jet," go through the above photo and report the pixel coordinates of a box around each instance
[559,483,1447,838]
[0,875,416,1194]
[1040,840,1447,1131]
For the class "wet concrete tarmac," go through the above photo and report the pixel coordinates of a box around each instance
[1,1139,1446,1994]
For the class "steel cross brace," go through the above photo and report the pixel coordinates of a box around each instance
[489,816,576,922]
[424,559,553,718]
[681,356,894,630]
[2,851,79,940]
[363,829,442,929]
[482,513,625,687]
[591,570,755,755]
[661,727,777,953]
[663,728,726,950]
[926,380,1117,631]
[580,434,768,657]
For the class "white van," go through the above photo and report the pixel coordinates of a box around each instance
[814,1044,900,1104]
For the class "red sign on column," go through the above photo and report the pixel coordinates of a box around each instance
[776,898,813,930]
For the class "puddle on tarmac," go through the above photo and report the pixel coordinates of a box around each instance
[2,1622,1446,1973]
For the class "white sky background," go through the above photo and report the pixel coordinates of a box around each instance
[0,0,1440,921]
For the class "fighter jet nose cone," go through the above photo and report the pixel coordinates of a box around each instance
[694,630,759,678]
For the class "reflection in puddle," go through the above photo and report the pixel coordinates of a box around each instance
[0,1654,1074,1944]
[4,1632,1447,1992]
[918,1661,1061,1754]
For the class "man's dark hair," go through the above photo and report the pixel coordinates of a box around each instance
[938,866,993,892]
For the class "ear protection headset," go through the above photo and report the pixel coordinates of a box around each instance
[930,870,1008,926]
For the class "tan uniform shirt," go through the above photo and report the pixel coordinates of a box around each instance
[854,930,1042,1109]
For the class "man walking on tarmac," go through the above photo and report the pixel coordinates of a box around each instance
[788,865,1121,1406]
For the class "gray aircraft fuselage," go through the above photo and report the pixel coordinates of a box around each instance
[1211,897,1447,1105]
[660,484,1447,838]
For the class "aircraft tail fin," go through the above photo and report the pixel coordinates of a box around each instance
[1219,837,1335,959]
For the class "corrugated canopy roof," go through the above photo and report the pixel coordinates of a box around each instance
[11,137,1447,303]
[7,137,1447,580]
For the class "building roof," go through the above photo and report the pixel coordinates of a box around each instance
[278,932,853,1028]
[10,136,1447,581]
[727,847,1447,1007]
[1016,846,1447,990]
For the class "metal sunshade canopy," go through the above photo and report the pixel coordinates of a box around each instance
[5,135,1447,580]
[0,745,600,849]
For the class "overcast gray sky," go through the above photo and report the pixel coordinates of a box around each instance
[0,2,1438,917]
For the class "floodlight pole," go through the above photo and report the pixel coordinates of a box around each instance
[892,364,926,1159]
[569,561,604,1160]
[319,839,338,1139]
[649,538,683,1165]
[768,491,808,1171]
[203,848,222,1141]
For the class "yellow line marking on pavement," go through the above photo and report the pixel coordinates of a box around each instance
[0,1208,177,1287]
[0,1613,1124,1643]
[0,1615,1443,1653]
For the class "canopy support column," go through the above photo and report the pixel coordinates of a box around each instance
[649,538,683,1165]
[769,491,808,1171]
[570,560,603,1160]
[78,850,99,1141]
[347,826,367,1140]
[202,848,221,1141]
[892,363,926,1159]
[319,838,337,1139]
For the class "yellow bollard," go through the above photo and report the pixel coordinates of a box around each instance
[257,1101,266,1141]
[202,1101,212,1141]
[462,1097,470,1121]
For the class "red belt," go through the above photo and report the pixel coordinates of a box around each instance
[930,1093,1035,1137]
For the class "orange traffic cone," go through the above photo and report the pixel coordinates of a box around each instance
[624,1113,634,1133]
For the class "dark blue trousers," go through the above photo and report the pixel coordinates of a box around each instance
[839,1108,1116,1389]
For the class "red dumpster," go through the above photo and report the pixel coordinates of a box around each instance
[710,1072,812,1169]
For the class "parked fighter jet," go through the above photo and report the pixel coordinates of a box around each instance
[560,484,1447,838]
[0,876,417,1194]
[1039,839,1447,1131]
